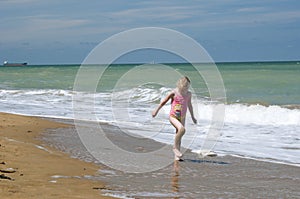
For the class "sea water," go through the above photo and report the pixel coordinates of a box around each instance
[0,62,299,166]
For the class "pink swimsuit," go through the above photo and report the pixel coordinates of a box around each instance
[170,90,190,122]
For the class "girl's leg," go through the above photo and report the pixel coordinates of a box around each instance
[169,116,185,154]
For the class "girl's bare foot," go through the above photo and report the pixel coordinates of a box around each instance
[173,148,182,158]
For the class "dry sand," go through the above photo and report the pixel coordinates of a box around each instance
[0,112,114,199]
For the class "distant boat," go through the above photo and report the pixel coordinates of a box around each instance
[3,61,28,67]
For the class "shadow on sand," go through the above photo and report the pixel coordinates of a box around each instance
[183,158,229,165]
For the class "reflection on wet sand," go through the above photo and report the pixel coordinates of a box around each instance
[171,160,180,198]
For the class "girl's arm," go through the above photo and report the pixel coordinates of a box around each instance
[152,91,174,118]
[188,92,197,124]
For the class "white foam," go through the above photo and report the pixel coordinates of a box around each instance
[224,103,300,125]
[2,88,299,126]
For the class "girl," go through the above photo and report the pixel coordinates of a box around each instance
[152,76,197,160]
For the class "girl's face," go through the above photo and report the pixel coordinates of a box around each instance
[181,82,190,93]
[177,76,190,94]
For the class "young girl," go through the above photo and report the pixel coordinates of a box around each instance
[152,76,197,160]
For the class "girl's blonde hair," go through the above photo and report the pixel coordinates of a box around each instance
[177,76,190,92]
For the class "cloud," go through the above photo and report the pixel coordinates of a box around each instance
[260,11,300,22]
[107,5,198,24]
[100,1,300,33]
[168,7,300,31]
[0,15,89,42]
[0,0,40,9]
[1,0,299,47]
[26,15,88,30]
[0,0,38,4]
[236,7,266,13]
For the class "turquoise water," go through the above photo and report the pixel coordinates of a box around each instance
[0,61,299,105]
[0,65,77,90]
[218,61,300,105]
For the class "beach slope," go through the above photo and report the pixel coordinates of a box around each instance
[0,112,113,199]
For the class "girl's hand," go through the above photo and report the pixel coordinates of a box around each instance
[152,91,174,118]
[152,110,158,118]
[192,117,197,124]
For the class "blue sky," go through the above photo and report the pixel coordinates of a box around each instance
[0,0,299,64]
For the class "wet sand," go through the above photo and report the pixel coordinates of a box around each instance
[101,155,300,198]
[42,118,300,198]
[0,112,114,199]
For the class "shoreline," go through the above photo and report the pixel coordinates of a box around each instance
[0,112,114,199]
[18,112,300,168]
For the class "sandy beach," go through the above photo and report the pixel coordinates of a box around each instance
[1,112,299,198]
[0,112,114,199]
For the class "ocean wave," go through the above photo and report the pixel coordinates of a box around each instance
[224,103,300,126]
[1,88,300,126]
